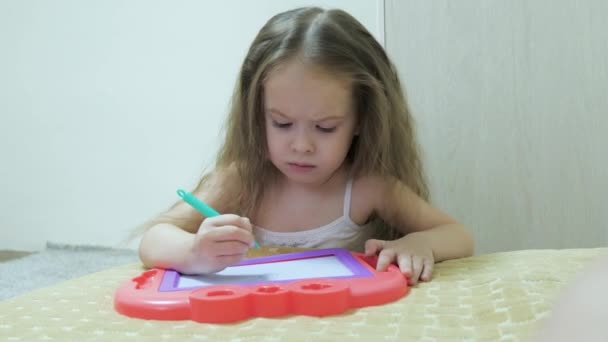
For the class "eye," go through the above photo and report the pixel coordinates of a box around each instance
[316,125,336,133]
[272,120,292,129]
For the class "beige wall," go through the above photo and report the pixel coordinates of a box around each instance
[385,0,608,253]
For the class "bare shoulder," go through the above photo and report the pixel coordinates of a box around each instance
[350,174,396,214]
[351,174,456,234]
[349,174,387,225]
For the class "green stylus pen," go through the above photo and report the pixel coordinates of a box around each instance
[177,189,260,248]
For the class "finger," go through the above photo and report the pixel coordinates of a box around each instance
[215,253,246,266]
[397,254,412,278]
[213,240,250,257]
[241,217,252,232]
[206,254,246,272]
[421,258,434,282]
[204,225,254,246]
[410,256,424,285]
[376,249,396,271]
[205,214,252,231]
[364,239,386,256]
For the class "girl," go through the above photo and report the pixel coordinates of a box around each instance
[139,7,474,285]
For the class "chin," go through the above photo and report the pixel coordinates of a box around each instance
[288,170,339,187]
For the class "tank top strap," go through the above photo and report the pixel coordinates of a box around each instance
[343,177,353,217]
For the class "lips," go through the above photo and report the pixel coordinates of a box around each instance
[286,162,316,173]
[288,162,315,168]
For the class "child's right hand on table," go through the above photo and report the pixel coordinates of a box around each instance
[187,214,255,274]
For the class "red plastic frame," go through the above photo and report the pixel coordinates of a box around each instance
[114,250,408,323]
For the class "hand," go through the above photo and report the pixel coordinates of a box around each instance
[364,233,435,285]
[188,214,255,274]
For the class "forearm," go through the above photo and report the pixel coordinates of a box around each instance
[138,223,196,272]
[408,223,474,262]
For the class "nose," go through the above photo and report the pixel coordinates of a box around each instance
[291,129,315,154]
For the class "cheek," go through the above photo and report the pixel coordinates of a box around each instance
[325,132,354,157]
[264,120,273,142]
[265,130,282,155]
[340,127,356,147]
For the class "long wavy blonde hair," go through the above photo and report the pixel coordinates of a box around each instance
[142,7,428,240]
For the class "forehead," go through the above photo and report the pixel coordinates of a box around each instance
[263,60,353,117]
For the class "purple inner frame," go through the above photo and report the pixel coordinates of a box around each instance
[158,248,372,292]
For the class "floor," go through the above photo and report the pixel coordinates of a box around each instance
[0,250,34,263]
[0,246,138,300]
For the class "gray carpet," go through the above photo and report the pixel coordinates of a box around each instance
[0,242,139,300]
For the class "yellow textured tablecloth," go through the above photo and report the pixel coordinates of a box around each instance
[0,247,605,341]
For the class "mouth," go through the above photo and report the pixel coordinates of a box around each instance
[287,162,316,169]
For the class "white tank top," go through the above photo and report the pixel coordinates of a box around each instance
[253,178,373,252]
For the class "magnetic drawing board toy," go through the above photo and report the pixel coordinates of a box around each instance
[114,248,409,323]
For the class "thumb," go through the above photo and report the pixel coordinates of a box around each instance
[365,239,387,256]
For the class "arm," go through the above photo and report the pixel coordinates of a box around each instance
[358,175,474,283]
[138,168,254,274]
[377,178,474,262]
[139,223,198,272]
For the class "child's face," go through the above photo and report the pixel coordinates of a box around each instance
[263,60,358,186]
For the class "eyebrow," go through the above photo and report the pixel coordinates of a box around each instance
[267,108,345,122]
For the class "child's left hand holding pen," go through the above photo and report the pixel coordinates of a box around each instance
[177,189,259,273]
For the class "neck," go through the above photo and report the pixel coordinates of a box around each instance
[279,164,349,194]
